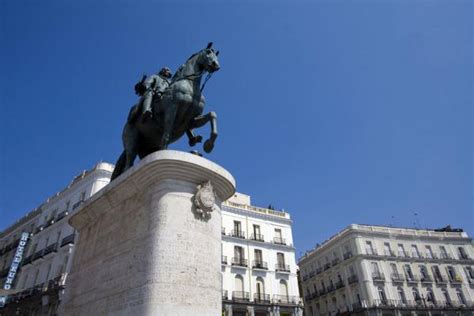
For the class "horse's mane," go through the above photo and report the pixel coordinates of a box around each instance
[172,51,201,81]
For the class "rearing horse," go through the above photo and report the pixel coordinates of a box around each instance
[111,43,221,180]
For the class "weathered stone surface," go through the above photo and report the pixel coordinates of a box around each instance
[59,150,235,316]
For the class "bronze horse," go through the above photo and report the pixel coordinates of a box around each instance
[111,43,220,180]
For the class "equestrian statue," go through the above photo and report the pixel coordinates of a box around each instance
[111,42,221,180]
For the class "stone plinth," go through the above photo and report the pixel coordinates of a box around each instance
[60,150,235,316]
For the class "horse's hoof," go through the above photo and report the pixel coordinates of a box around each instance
[203,140,214,153]
[189,135,203,147]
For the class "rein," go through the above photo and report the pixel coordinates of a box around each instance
[171,70,214,93]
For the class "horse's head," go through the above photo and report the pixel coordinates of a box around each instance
[197,42,220,73]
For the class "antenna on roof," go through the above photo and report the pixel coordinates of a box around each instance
[414,212,421,229]
[390,215,395,227]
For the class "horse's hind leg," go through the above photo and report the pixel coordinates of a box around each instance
[186,129,202,147]
[190,112,218,153]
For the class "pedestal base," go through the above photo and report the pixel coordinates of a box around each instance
[59,151,235,316]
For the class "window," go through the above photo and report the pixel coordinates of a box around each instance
[456,289,466,305]
[439,246,448,259]
[233,221,241,234]
[397,244,406,257]
[411,245,420,258]
[252,224,262,240]
[377,287,387,303]
[426,288,435,304]
[234,246,244,262]
[365,241,375,255]
[441,288,450,304]
[384,243,392,256]
[234,275,244,293]
[277,252,285,266]
[412,287,421,302]
[390,263,399,276]
[465,266,474,280]
[446,266,459,281]
[397,287,407,304]
[255,277,265,299]
[458,247,468,259]
[279,280,288,297]
[404,265,414,280]
[425,246,433,259]
[274,228,284,244]
[419,265,429,281]
[254,249,263,263]
[65,201,70,211]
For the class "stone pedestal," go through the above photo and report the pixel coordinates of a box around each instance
[59,150,235,316]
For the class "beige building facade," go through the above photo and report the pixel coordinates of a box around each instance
[299,224,474,316]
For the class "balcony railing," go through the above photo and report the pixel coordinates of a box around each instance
[231,257,248,267]
[384,250,396,257]
[22,255,33,266]
[34,225,45,234]
[56,210,68,221]
[254,293,271,303]
[221,256,227,264]
[252,260,268,270]
[273,237,286,245]
[250,233,265,242]
[323,263,331,270]
[232,291,250,302]
[348,274,358,284]
[230,230,245,239]
[221,227,226,235]
[60,234,75,247]
[391,273,405,283]
[275,264,290,272]
[398,251,410,258]
[458,253,471,260]
[43,243,58,256]
[440,253,453,260]
[405,274,419,283]
[420,275,433,283]
[331,258,340,266]
[372,272,385,281]
[72,200,84,210]
[343,251,353,260]
[222,290,228,300]
[366,249,378,256]
[335,280,345,289]
[449,275,463,284]
[32,249,44,261]
[434,275,448,284]
[326,284,335,293]
[273,295,301,305]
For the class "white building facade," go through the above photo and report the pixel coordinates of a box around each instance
[222,193,302,316]
[298,224,474,316]
[0,162,113,316]
[0,165,302,316]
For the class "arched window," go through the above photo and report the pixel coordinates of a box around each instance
[279,279,288,297]
[456,289,466,305]
[234,275,244,293]
[377,287,387,303]
[397,287,407,304]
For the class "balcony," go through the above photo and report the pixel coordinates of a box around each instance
[326,284,335,293]
[275,263,290,273]
[222,290,228,300]
[372,272,385,281]
[273,237,286,245]
[449,275,463,284]
[60,234,75,247]
[230,230,245,239]
[43,243,58,257]
[254,293,271,303]
[335,280,345,289]
[232,291,250,302]
[250,233,265,242]
[348,274,358,284]
[420,275,433,283]
[72,200,84,210]
[391,273,405,283]
[56,210,68,221]
[323,263,331,271]
[343,251,353,260]
[384,250,396,258]
[398,251,410,258]
[32,249,44,261]
[406,274,419,284]
[252,260,268,270]
[22,255,33,266]
[221,256,227,264]
[331,258,340,266]
[273,295,300,305]
[44,218,55,229]
[440,253,453,260]
[316,267,322,274]
[231,257,248,267]
[34,225,45,234]
[221,227,226,235]
[366,249,378,256]
[459,253,471,260]
[434,275,448,284]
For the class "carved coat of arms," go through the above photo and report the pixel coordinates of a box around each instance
[194,181,216,220]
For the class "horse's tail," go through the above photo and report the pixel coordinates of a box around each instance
[111,151,127,181]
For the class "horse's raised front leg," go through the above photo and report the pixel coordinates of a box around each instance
[186,129,203,147]
[190,111,218,153]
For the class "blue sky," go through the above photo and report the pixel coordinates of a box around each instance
[1,0,472,256]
